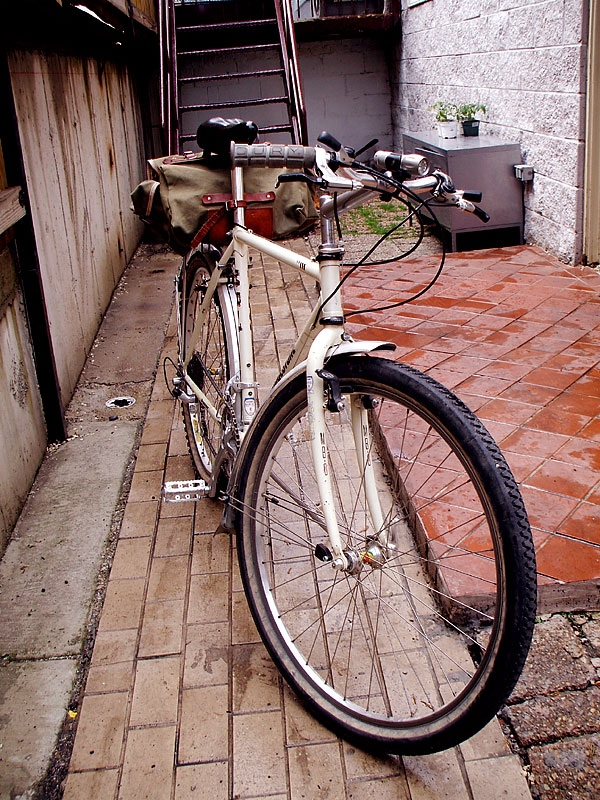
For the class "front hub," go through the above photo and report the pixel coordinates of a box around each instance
[331,543,388,575]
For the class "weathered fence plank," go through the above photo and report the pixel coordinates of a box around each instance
[0,188,25,236]
[8,48,145,404]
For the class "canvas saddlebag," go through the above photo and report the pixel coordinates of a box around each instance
[131,153,318,255]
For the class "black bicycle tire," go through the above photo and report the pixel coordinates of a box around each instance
[234,355,537,754]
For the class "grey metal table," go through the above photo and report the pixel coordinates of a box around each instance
[402,131,523,252]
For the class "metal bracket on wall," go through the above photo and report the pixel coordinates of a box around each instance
[514,164,534,182]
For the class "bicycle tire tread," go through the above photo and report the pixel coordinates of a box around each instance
[383,359,538,696]
[180,251,234,486]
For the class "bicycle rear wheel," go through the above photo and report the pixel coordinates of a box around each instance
[180,249,239,484]
[234,356,536,754]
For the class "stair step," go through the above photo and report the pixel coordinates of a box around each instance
[260,123,294,134]
[179,43,279,58]
[179,68,284,84]
[179,96,289,113]
[176,18,277,32]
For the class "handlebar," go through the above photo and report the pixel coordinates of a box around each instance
[230,139,489,223]
[402,172,490,222]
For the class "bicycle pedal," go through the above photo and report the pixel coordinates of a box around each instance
[162,480,209,503]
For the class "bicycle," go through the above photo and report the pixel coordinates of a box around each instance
[166,120,537,755]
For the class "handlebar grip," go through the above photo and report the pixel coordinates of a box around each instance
[472,205,490,223]
[232,143,316,169]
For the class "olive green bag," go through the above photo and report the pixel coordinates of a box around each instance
[131,153,318,255]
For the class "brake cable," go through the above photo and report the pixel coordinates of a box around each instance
[314,161,448,323]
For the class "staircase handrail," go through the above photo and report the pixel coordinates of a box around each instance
[158,0,179,153]
[277,0,309,144]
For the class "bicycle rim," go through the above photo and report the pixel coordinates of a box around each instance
[182,253,237,481]
[236,357,536,753]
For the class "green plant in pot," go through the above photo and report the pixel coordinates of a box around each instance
[428,102,458,139]
[456,103,486,136]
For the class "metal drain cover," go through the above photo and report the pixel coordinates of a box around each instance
[105,396,136,409]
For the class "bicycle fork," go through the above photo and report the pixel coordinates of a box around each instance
[306,213,387,572]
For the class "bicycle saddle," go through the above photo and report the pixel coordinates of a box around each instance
[196,117,259,157]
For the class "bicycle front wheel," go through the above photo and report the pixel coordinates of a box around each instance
[234,356,536,754]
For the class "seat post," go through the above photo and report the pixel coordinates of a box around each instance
[231,165,246,228]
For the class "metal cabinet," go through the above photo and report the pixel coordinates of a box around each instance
[402,131,523,252]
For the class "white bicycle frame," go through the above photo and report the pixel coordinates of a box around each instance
[181,165,396,566]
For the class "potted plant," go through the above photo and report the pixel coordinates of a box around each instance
[429,102,458,139]
[456,103,486,136]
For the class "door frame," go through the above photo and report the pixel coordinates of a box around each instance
[584,0,600,265]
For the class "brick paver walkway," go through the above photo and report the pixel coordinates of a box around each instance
[63,242,600,799]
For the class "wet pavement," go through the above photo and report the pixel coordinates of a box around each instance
[343,244,600,607]
[1,239,600,799]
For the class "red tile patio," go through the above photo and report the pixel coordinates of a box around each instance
[343,244,600,608]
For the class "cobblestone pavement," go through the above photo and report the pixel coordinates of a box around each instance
[502,613,600,800]
[55,235,600,799]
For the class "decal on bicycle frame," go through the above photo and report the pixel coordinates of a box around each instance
[320,431,328,476]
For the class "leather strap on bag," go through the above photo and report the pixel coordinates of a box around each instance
[202,191,276,206]
[190,191,276,248]
[144,181,160,217]
[190,206,229,249]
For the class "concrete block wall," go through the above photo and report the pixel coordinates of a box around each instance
[393,0,589,262]
[181,37,393,152]
[298,38,393,150]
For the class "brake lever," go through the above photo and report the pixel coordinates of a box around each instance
[355,138,379,157]
[276,173,322,187]
[456,197,490,223]
[430,171,448,198]
[462,190,483,203]
[472,205,490,223]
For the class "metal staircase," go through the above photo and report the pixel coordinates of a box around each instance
[159,0,308,153]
